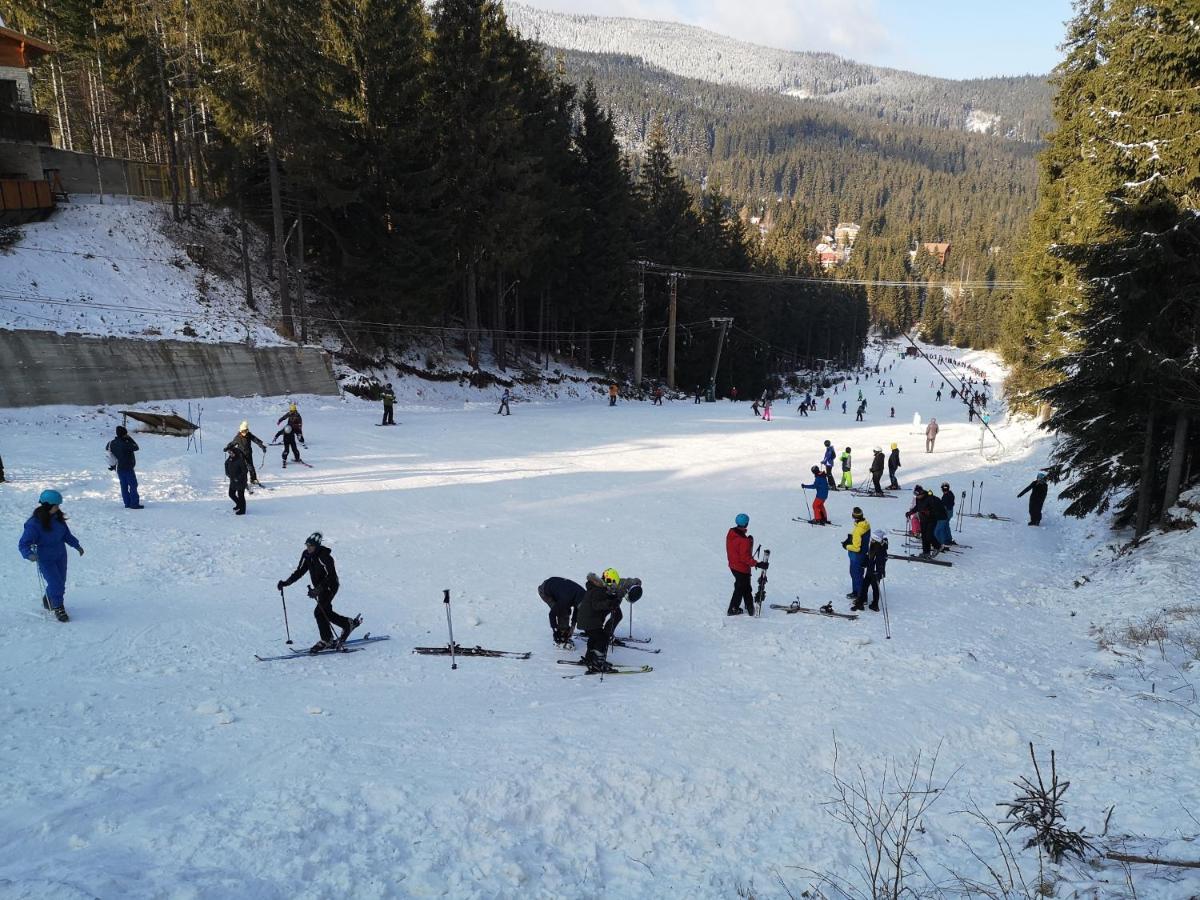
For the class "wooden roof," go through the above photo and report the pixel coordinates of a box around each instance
[0,26,54,67]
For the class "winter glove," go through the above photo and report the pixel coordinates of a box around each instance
[108,465,116,472]
[77,547,84,557]
[756,560,769,571]
[627,585,643,603]
[307,586,318,599]
[276,580,285,591]
[27,551,37,563]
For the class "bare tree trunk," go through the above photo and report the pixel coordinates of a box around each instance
[153,18,180,222]
[1135,410,1157,537]
[494,271,505,372]
[1160,410,1189,521]
[266,133,293,338]
[464,258,480,368]
[538,289,546,367]
[237,182,254,309]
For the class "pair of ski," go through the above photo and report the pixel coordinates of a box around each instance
[887,552,953,567]
[770,603,858,621]
[792,517,839,527]
[848,490,899,499]
[255,633,390,662]
[282,459,314,469]
[557,659,653,678]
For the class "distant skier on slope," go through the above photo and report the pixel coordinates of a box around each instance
[802,466,831,525]
[225,422,267,488]
[18,489,84,622]
[277,532,361,653]
[381,384,396,425]
[273,422,303,467]
[1017,472,1049,526]
[277,403,305,446]
[538,576,586,647]
[497,387,512,416]
[852,529,888,612]
[575,568,642,673]
[726,513,769,616]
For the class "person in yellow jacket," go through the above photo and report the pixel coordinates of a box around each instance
[840,507,871,599]
[608,383,619,407]
[839,447,853,489]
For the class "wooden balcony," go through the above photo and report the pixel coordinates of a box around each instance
[0,177,54,223]
[0,108,52,145]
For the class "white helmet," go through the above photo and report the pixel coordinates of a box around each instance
[871,529,887,542]
[239,421,249,432]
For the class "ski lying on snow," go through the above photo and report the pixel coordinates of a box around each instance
[964,513,1012,522]
[412,645,531,659]
[887,553,953,567]
[848,491,898,499]
[256,647,363,662]
[610,638,660,653]
[769,603,858,620]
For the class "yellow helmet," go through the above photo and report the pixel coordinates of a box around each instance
[602,568,620,586]
[890,442,898,449]
[288,403,297,412]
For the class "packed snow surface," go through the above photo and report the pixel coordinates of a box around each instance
[0,344,1196,898]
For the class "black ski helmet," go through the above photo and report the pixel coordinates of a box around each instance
[305,531,323,547]
[811,465,820,474]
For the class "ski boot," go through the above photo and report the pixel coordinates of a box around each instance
[308,639,333,654]
[53,607,70,623]
[335,615,363,649]
[726,608,744,616]
[820,603,837,615]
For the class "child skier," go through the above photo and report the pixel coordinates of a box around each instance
[277,532,361,653]
[277,403,305,446]
[726,513,769,616]
[575,568,642,672]
[852,529,888,611]
[274,422,303,467]
[887,443,901,489]
[839,446,853,489]
[18,489,84,622]
[802,466,830,524]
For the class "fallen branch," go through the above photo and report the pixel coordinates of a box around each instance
[1105,851,1200,869]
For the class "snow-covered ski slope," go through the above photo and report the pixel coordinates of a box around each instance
[1,344,1196,898]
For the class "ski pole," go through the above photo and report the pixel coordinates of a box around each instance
[34,564,47,619]
[957,491,966,532]
[801,485,812,521]
[881,579,891,640]
[278,586,293,645]
[443,589,457,670]
[968,481,976,518]
[977,482,985,516]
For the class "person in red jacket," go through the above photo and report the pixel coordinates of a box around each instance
[726,513,769,616]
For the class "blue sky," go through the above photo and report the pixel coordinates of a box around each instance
[517,0,1076,79]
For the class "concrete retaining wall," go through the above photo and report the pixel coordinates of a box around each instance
[0,329,340,408]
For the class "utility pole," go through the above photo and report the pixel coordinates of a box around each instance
[295,211,306,344]
[633,262,646,386]
[666,272,678,390]
[708,317,733,399]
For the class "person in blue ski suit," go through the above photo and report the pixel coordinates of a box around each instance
[822,440,838,491]
[18,489,84,622]
[107,425,143,509]
[802,465,830,524]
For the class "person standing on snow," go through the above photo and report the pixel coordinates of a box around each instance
[274,421,303,467]
[762,396,773,421]
[802,466,831,525]
[938,483,957,545]
[538,576,587,647]
[906,486,945,557]
[925,418,939,453]
[277,532,361,653]
[497,387,512,416]
[868,448,886,495]
[608,383,619,407]
[1017,473,1049,526]
[107,425,143,509]
[887,443,901,489]
[225,445,248,515]
[726,513,769,616]
[823,440,838,490]
[575,568,642,672]
[381,384,396,425]
[225,422,267,488]
[839,446,854,489]
[852,529,888,612]
[18,489,84,622]
[841,507,870,600]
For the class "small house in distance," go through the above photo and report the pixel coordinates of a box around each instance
[0,21,57,222]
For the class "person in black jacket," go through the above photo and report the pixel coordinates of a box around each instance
[277,532,361,652]
[1017,473,1049,525]
[574,568,642,672]
[225,422,267,487]
[224,446,248,515]
[887,443,901,489]
[906,486,945,557]
[869,448,886,495]
[852,529,888,611]
[107,425,143,509]
[538,576,586,647]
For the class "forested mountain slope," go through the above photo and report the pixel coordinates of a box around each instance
[506,2,1053,141]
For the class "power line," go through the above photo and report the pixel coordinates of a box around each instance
[637,260,1022,291]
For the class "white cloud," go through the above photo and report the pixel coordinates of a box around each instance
[513,0,893,62]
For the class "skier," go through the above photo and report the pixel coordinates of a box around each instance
[925,418,939,453]
[852,529,888,612]
[575,568,642,672]
[841,400,847,414]
[381,384,396,425]
[823,440,837,490]
[824,397,831,411]
[538,576,586,647]
[277,532,361,653]
[277,403,305,447]
[726,513,769,616]
[106,425,143,509]
[936,389,942,401]
[839,446,853,489]
[653,385,664,406]
[225,445,248,515]
[225,422,267,488]
[1017,472,1049,526]
[274,421,304,467]
[802,466,830,525]
[18,489,84,622]
[869,447,885,495]
[730,387,738,402]
[762,397,773,422]
[840,507,870,600]
[856,400,866,422]
[887,443,901,489]
[497,387,512,416]
[752,397,761,417]
[938,483,957,545]
[906,486,945,557]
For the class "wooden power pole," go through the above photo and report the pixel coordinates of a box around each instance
[666,272,678,389]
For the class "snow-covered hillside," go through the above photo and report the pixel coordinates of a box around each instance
[0,199,289,346]
[504,2,1047,140]
[1,343,1196,897]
